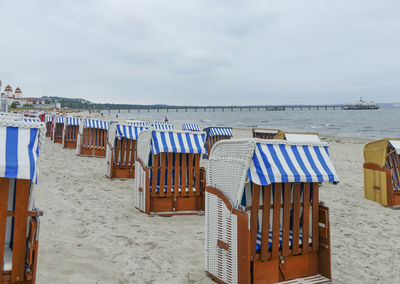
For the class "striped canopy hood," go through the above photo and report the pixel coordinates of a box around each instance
[0,120,44,183]
[208,139,339,205]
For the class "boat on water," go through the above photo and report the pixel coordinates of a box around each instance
[344,97,380,110]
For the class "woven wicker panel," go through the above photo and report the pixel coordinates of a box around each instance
[134,163,146,211]
[136,130,152,166]
[205,192,238,284]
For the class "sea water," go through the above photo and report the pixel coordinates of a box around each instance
[104,106,400,139]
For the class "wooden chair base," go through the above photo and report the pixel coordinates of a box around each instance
[110,167,135,179]
[53,137,62,144]
[79,148,106,157]
[140,196,204,216]
[63,141,77,149]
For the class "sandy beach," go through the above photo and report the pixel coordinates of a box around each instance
[34,128,400,284]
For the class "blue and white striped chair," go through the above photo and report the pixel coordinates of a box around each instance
[135,129,207,215]
[205,139,339,284]
[203,127,233,159]
[52,116,65,143]
[182,123,201,132]
[0,119,43,282]
[45,115,54,137]
[63,117,82,149]
[76,118,110,157]
[106,123,147,179]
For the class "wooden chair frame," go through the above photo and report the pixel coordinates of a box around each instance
[78,128,108,157]
[135,152,206,215]
[206,182,331,283]
[45,122,52,138]
[108,137,136,179]
[0,178,42,284]
[63,125,79,149]
[53,123,64,144]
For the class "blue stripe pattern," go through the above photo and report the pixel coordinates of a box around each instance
[28,128,38,181]
[151,123,173,130]
[116,124,146,140]
[85,119,110,130]
[151,131,206,154]
[66,117,81,126]
[126,121,147,126]
[5,127,18,178]
[182,123,200,131]
[23,118,40,123]
[247,142,339,185]
[55,117,64,124]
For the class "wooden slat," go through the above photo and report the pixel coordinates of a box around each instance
[121,138,127,168]
[194,154,201,196]
[302,183,310,254]
[174,153,180,198]
[250,184,261,260]
[159,154,166,197]
[181,154,187,197]
[102,129,106,149]
[130,140,136,172]
[151,155,159,197]
[115,138,121,167]
[271,184,281,258]
[260,184,271,260]
[97,129,101,150]
[11,179,30,282]
[0,178,10,273]
[166,153,173,197]
[312,183,319,251]
[292,183,301,255]
[188,154,194,196]
[282,183,291,257]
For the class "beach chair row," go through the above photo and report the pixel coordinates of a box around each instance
[43,115,342,283]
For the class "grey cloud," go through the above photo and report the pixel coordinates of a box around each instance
[0,0,399,105]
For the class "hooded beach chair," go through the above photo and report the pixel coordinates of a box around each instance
[63,117,82,149]
[106,123,147,179]
[45,115,53,137]
[252,128,283,139]
[134,129,207,215]
[52,117,65,144]
[205,139,339,283]
[203,127,233,159]
[363,139,400,207]
[182,123,201,132]
[76,118,110,157]
[0,119,43,283]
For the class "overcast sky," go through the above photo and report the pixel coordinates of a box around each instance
[0,0,399,105]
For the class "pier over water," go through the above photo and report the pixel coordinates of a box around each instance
[100,104,345,113]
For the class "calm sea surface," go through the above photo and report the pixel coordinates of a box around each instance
[105,106,400,139]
